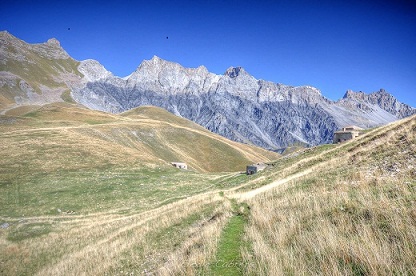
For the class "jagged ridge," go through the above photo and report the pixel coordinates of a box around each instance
[72,55,415,149]
[1,32,414,149]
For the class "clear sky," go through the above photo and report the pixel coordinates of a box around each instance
[2,0,416,106]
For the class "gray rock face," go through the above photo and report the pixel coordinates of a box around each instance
[341,89,414,119]
[71,56,415,150]
[78,59,113,82]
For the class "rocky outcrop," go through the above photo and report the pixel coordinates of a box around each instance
[71,56,415,150]
[0,31,70,61]
[341,89,414,119]
[0,31,82,110]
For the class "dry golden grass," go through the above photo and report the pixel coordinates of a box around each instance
[242,115,416,275]
[0,103,278,174]
[0,191,230,275]
[3,105,41,116]
[156,199,233,275]
[244,176,416,275]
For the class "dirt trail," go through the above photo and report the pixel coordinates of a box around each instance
[234,168,313,200]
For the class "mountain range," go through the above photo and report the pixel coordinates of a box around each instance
[1,31,414,150]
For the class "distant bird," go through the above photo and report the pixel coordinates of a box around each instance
[68,28,71,31]
[166,36,168,39]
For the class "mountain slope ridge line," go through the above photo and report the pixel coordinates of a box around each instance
[72,55,415,148]
[2,31,415,150]
[229,114,415,199]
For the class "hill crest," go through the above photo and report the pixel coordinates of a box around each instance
[0,103,278,173]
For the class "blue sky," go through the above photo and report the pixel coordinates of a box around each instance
[2,0,416,106]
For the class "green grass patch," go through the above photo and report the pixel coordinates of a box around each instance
[214,173,248,189]
[7,222,52,242]
[0,167,220,217]
[22,110,40,118]
[60,90,76,103]
[211,215,246,275]
[85,120,106,125]
[209,200,249,275]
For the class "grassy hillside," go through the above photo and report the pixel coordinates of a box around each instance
[0,109,414,275]
[0,103,277,217]
[242,115,416,275]
[1,103,277,173]
[0,103,276,275]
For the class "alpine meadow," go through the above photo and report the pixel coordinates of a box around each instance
[0,30,415,275]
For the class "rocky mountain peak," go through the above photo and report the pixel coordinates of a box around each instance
[0,30,14,41]
[126,56,194,92]
[343,89,356,98]
[343,88,396,103]
[371,88,393,99]
[28,37,69,60]
[136,55,175,72]
[0,31,24,50]
[225,66,245,78]
[78,59,113,82]
[343,89,389,101]
[300,86,322,95]
[46,38,61,47]
[343,90,367,101]
[150,55,162,62]
[196,65,208,74]
[0,31,70,62]
[339,88,415,119]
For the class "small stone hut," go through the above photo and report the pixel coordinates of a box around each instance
[246,163,267,175]
[171,162,187,170]
[333,126,363,143]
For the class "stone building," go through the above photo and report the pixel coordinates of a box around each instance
[171,162,187,170]
[333,126,364,143]
[246,163,267,175]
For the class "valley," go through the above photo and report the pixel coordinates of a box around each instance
[1,30,415,275]
[0,103,276,217]
[0,104,414,274]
